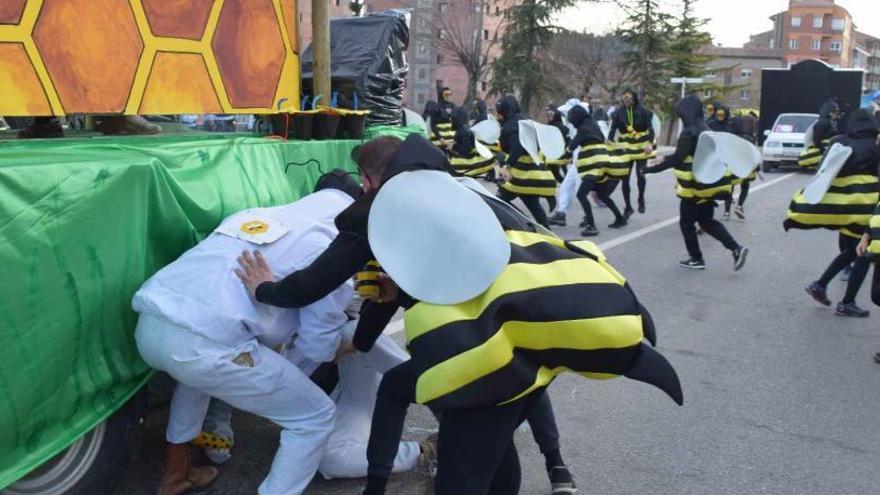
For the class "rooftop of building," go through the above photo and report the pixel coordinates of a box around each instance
[700,46,784,59]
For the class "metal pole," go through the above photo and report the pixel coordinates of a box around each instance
[312,0,331,102]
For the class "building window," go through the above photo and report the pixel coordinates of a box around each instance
[705,70,717,79]
[418,68,427,80]
[741,68,753,78]
[335,0,340,5]
[740,89,750,100]
[812,16,823,28]
[437,54,444,64]
[789,39,800,50]
[481,81,488,92]
[791,16,801,28]
[829,41,842,53]
[703,89,713,98]
[483,29,489,40]
[436,79,444,89]
[417,93,426,105]
[418,42,427,55]
[832,18,845,31]
[812,39,821,51]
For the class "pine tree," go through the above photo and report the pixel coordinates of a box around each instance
[616,0,675,109]
[491,0,577,113]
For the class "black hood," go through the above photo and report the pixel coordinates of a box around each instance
[819,100,840,119]
[422,100,438,118]
[439,87,452,104]
[712,103,730,123]
[622,87,640,107]
[567,105,590,128]
[313,168,362,200]
[381,134,450,184]
[474,99,487,114]
[727,116,755,140]
[846,108,879,139]
[676,95,705,128]
[451,107,470,131]
[547,108,564,126]
[496,95,521,122]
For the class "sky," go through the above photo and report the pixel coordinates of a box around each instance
[554,0,880,47]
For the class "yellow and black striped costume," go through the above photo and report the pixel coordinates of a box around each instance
[674,156,733,203]
[354,260,383,299]
[403,229,659,409]
[450,150,495,178]
[798,139,831,169]
[430,121,455,148]
[732,168,758,186]
[606,143,640,179]
[870,204,880,257]
[501,154,558,198]
[545,152,570,182]
[573,143,611,183]
[614,129,658,163]
[785,174,880,239]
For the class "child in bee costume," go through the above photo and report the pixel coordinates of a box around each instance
[859,203,880,362]
[548,104,627,236]
[608,88,656,217]
[790,108,880,318]
[495,95,556,228]
[706,103,730,132]
[799,100,842,170]
[424,88,457,150]
[645,94,749,271]
[723,115,760,220]
[448,107,495,178]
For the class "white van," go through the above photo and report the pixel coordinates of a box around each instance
[762,113,819,171]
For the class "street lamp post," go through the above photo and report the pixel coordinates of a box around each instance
[670,77,704,99]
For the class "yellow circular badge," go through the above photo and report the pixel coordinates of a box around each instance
[240,220,269,234]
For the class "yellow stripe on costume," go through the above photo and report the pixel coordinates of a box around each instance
[869,205,880,256]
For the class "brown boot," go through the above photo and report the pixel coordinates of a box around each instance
[159,442,218,495]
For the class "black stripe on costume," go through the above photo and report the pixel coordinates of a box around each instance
[408,283,640,368]
[521,346,639,374]
[788,203,878,215]
[825,183,880,195]
[508,241,585,265]
[783,219,868,235]
[507,177,559,189]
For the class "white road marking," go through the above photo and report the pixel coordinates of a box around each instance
[383,172,798,335]
[599,172,797,252]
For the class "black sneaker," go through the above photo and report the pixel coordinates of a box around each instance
[581,225,599,237]
[873,352,880,364]
[579,217,591,228]
[548,212,567,227]
[835,302,870,318]
[608,218,628,229]
[805,282,831,306]
[637,199,646,214]
[679,258,706,270]
[623,207,634,219]
[548,466,577,494]
[732,246,749,272]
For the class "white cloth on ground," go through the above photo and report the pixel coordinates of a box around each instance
[313,324,420,479]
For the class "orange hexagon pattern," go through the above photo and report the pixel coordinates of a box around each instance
[0,0,299,116]
[212,0,286,109]
[142,0,213,41]
[0,0,27,25]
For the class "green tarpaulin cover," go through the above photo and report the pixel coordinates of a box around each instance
[0,126,421,488]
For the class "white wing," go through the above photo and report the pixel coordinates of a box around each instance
[693,132,727,184]
[403,108,429,136]
[472,118,501,144]
[803,144,853,204]
[518,120,542,164]
[533,123,566,160]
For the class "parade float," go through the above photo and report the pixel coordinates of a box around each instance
[0,1,415,491]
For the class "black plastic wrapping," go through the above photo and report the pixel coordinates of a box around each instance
[301,10,410,126]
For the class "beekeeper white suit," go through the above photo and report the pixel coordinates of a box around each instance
[132,188,418,495]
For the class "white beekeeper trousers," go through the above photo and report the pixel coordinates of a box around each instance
[555,163,580,215]
[135,313,335,495]
[317,328,420,479]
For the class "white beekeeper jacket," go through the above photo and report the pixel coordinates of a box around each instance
[132,188,355,371]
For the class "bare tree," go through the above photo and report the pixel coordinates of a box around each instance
[429,1,507,105]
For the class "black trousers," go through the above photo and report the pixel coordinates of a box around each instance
[725,182,751,211]
[621,159,647,209]
[817,234,871,304]
[679,200,740,261]
[435,389,547,495]
[577,178,624,226]
[366,362,561,484]
[497,189,550,228]
[872,262,880,307]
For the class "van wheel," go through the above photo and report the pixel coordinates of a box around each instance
[761,161,776,173]
[3,391,146,495]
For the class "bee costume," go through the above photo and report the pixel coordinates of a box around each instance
[608,88,657,215]
[799,101,842,170]
[365,135,682,493]
[448,107,495,178]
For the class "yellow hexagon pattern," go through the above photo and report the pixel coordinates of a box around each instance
[0,0,300,116]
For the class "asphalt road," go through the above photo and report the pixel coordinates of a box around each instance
[120,168,880,494]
